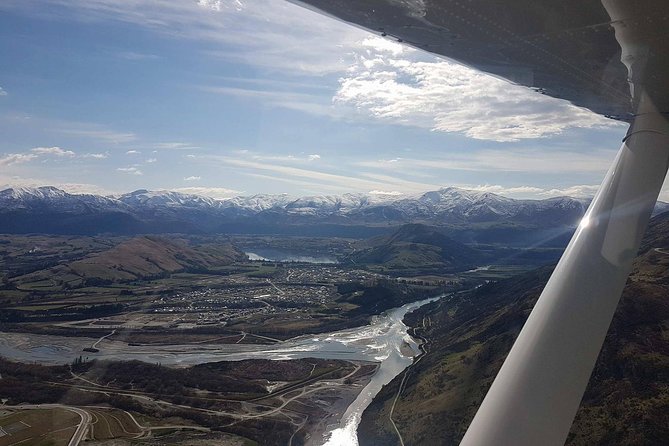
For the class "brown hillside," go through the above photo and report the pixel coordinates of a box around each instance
[13,236,245,285]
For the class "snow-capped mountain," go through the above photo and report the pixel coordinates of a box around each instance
[221,194,295,213]
[0,186,125,213]
[1,185,667,237]
[283,193,391,217]
[118,189,221,209]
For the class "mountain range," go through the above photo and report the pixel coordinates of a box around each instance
[1,186,668,240]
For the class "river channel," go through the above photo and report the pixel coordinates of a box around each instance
[0,295,441,444]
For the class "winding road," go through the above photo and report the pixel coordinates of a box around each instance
[91,329,116,349]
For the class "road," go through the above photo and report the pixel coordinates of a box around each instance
[267,278,286,295]
[67,406,91,446]
[91,329,116,349]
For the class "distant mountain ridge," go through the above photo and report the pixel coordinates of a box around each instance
[1,186,668,237]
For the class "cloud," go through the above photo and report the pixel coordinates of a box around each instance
[126,150,140,155]
[11,0,366,76]
[538,185,601,198]
[0,87,7,96]
[244,152,324,164]
[369,190,404,196]
[145,158,157,163]
[58,125,136,144]
[152,142,198,151]
[198,85,345,119]
[203,154,438,193]
[335,37,623,142]
[172,186,240,199]
[467,184,545,196]
[196,0,244,12]
[31,146,76,157]
[83,152,108,159]
[0,177,117,196]
[116,51,159,60]
[243,172,353,194]
[0,153,37,167]
[117,166,142,175]
[53,182,116,195]
[355,148,616,174]
[0,114,138,147]
[459,184,601,199]
[184,176,201,181]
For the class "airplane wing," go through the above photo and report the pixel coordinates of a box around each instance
[288,1,669,444]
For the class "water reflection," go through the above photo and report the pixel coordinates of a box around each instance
[245,249,338,264]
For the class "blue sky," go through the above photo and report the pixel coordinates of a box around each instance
[1,0,662,200]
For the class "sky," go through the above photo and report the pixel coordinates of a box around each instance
[0,0,664,201]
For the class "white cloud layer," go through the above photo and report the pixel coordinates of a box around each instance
[369,190,404,196]
[0,153,37,166]
[467,184,601,199]
[31,146,76,157]
[196,0,244,12]
[336,37,622,142]
[117,166,143,175]
[172,186,240,199]
[356,148,616,174]
[58,125,136,144]
[116,51,159,60]
[0,177,117,196]
[83,152,108,159]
